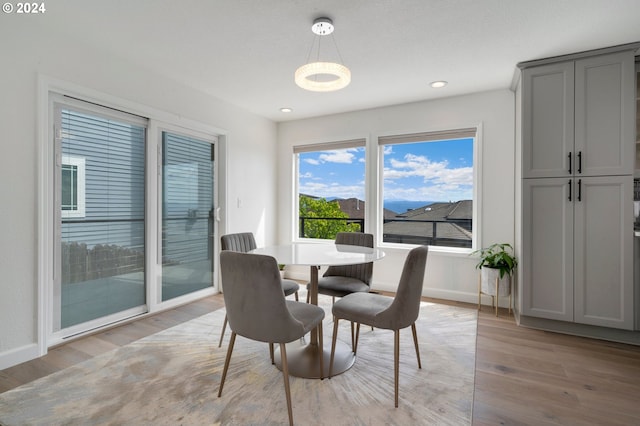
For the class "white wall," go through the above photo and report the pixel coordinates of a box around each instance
[0,20,277,368]
[277,89,515,301]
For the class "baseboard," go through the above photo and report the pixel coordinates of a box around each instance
[0,343,41,370]
[519,315,640,346]
[284,270,508,308]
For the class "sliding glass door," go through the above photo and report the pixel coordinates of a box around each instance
[49,94,220,342]
[161,131,216,301]
[53,100,147,335]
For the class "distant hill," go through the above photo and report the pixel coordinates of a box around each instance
[383,200,439,214]
[300,195,443,217]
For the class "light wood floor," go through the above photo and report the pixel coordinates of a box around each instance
[1,294,640,425]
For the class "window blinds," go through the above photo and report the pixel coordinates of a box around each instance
[378,128,476,145]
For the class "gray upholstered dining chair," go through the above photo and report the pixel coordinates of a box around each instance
[218,250,325,426]
[306,232,374,303]
[306,232,374,348]
[219,232,300,348]
[328,245,428,408]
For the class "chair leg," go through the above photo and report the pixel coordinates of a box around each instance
[280,343,294,426]
[218,331,236,397]
[411,323,422,369]
[218,315,228,348]
[318,320,324,379]
[350,321,355,351]
[354,323,360,355]
[294,291,299,302]
[329,317,339,378]
[394,329,400,408]
[306,292,309,304]
[269,343,275,365]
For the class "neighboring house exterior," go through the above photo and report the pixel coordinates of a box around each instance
[383,200,472,247]
[336,198,398,220]
[60,111,214,283]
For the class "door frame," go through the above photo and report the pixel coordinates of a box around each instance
[38,76,225,352]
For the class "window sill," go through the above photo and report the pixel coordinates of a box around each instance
[377,242,473,257]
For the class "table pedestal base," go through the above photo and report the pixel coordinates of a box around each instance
[274,340,355,379]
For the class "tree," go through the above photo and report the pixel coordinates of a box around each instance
[299,195,360,239]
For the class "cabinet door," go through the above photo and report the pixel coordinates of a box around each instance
[522,62,574,178]
[574,176,633,329]
[522,178,574,321]
[574,51,635,176]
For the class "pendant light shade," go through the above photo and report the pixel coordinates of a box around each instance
[295,17,351,92]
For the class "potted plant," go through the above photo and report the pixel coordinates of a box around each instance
[278,264,286,279]
[472,243,517,297]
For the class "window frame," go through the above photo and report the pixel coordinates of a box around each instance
[294,138,367,242]
[158,127,219,303]
[376,126,481,253]
[51,95,149,339]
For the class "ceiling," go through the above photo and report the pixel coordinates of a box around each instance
[42,0,640,122]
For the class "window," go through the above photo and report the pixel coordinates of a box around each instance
[379,128,476,248]
[61,155,85,218]
[295,139,366,239]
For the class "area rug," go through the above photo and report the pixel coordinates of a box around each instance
[0,295,477,425]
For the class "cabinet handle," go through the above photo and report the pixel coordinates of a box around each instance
[577,151,582,174]
[568,152,572,174]
[577,179,582,202]
[568,179,572,201]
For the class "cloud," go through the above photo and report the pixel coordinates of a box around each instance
[383,153,473,200]
[302,148,362,166]
[385,153,472,184]
[318,149,357,164]
[299,181,365,200]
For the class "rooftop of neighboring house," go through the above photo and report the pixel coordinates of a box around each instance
[383,220,472,240]
[394,200,472,221]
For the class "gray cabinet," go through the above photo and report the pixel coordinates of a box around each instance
[522,178,573,322]
[522,61,574,178]
[521,49,636,330]
[523,51,635,179]
[574,53,636,176]
[573,176,633,329]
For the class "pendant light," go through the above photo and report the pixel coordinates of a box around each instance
[295,17,351,92]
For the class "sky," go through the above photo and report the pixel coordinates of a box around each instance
[298,138,474,203]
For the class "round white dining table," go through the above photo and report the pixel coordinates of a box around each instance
[250,242,385,379]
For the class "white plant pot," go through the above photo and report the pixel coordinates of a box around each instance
[480,267,511,297]
[279,270,286,279]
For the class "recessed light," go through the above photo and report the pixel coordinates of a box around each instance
[280,107,293,113]
[430,81,448,88]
